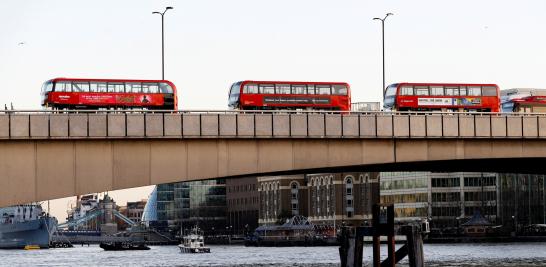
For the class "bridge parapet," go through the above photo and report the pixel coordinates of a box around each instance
[1,110,546,139]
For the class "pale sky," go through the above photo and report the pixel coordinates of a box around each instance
[2,0,546,220]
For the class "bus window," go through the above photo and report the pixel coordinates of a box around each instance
[143,83,159,93]
[90,82,106,93]
[307,85,316,95]
[127,83,142,93]
[430,86,444,96]
[292,85,306,94]
[445,87,458,96]
[317,85,331,95]
[73,82,90,92]
[482,86,497,96]
[459,86,467,96]
[159,83,173,93]
[108,83,125,93]
[332,85,348,95]
[41,80,53,93]
[259,84,275,94]
[228,82,241,108]
[55,82,71,92]
[276,84,291,94]
[92,82,107,93]
[468,86,481,96]
[400,86,413,95]
[383,84,398,109]
[243,84,258,94]
[415,86,429,96]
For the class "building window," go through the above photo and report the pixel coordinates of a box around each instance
[290,181,299,216]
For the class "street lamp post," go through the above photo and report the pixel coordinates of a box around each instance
[153,7,174,80]
[373,13,393,94]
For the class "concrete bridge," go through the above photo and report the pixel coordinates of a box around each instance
[2,110,546,207]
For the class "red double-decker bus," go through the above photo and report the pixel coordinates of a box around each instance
[228,80,351,111]
[510,96,546,113]
[41,78,178,110]
[383,82,500,112]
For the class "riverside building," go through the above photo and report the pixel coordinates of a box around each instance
[380,172,546,234]
[257,172,380,227]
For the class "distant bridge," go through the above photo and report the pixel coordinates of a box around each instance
[1,110,546,207]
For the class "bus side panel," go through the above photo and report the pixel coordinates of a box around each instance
[47,92,166,107]
[395,95,500,111]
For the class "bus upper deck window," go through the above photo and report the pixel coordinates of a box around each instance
[108,83,125,93]
[482,86,497,96]
[243,84,258,94]
[332,85,348,95]
[415,86,429,96]
[55,82,72,92]
[276,84,290,94]
[90,82,106,93]
[317,85,331,95]
[96,83,107,93]
[307,85,316,95]
[259,84,275,94]
[73,82,90,92]
[431,86,444,96]
[400,86,413,95]
[459,87,467,96]
[159,83,173,94]
[468,87,481,96]
[445,87,458,96]
[292,85,306,94]
[126,83,142,93]
[143,83,160,93]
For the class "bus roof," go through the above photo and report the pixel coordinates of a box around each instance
[395,82,499,87]
[239,80,350,86]
[51,77,176,87]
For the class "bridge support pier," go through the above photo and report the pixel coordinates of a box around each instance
[339,204,425,267]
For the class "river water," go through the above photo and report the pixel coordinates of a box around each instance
[1,243,546,266]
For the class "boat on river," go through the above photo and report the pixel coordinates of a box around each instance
[178,226,210,253]
[99,241,150,251]
[0,204,57,249]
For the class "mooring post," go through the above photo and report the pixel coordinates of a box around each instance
[387,234,396,267]
[354,228,364,267]
[406,225,424,267]
[372,235,381,267]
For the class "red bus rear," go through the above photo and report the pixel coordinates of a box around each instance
[510,96,546,113]
[228,80,351,111]
[383,83,500,112]
[41,78,178,110]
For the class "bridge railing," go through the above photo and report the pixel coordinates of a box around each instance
[1,110,545,139]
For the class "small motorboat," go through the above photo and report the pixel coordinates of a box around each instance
[99,241,150,251]
[178,226,210,253]
[24,245,41,250]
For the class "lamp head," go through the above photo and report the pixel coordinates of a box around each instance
[373,17,381,20]
[166,6,173,10]
[387,13,394,16]
[152,11,160,14]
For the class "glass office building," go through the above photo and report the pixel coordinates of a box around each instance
[143,179,227,235]
[174,179,227,234]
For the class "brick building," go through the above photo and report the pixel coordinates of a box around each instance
[257,172,380,227]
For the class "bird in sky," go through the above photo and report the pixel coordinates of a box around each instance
[18,42,25,45]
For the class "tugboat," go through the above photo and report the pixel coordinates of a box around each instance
[0,204,57,249]
[178,226,210,253]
